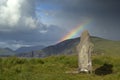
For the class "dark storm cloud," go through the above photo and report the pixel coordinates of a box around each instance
[37,0,120,40]
[60,0,120,20]
[37,0,120,25]
[0,25,64,49]
[37,0,120,16]
[60,0,120,40]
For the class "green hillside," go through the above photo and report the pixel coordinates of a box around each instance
[0,55,120,80]
[91,37,120,56]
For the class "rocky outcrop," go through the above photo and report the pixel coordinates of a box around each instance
[77,30,94,73]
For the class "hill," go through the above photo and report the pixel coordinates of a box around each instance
[0,48,16,57]
[16,37,80,57]
[91,37,120,56]
[17,36,120,57]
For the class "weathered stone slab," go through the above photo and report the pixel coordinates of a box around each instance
[77,30,94,73]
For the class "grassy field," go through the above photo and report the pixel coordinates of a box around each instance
[0,37,120,80]
[0,54,120,80]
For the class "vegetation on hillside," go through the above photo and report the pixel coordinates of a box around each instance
[91,37,120,56]
[0,54,120,80]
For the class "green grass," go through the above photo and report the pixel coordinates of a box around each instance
[0,54,120,80]
[91,37,120,56]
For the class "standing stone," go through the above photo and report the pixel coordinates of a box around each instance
[77,30,94,73]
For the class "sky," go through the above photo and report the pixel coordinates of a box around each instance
[0,0,120,50]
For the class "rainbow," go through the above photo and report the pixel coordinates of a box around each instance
[58,20,91,42]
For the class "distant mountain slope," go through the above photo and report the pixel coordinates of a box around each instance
[17,36,120,57]
[0,48,16,57]
[91,37,120,56]
[16,38,80,57]
[15,45,45,53]
[35,37,80,57]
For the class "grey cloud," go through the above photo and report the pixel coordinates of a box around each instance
[0,24,64,49]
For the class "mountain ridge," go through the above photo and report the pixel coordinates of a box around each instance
[1,36,120,57]
[16,36,120,57]
[15,45,45,53]
[0,48,16,57]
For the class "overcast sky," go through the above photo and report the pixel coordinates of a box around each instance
[0,0,120,50]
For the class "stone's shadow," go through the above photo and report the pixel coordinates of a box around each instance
[95,63,113,76]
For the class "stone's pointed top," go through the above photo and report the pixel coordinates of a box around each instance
[82,30,89,34]
[81,30,90,37]
[80,30,90,43]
